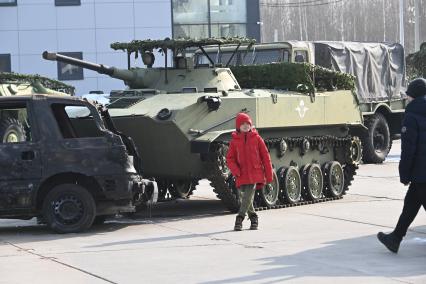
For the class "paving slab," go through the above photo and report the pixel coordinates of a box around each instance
[0,140,425,283]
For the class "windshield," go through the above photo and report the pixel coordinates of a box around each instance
[195,48,291,67]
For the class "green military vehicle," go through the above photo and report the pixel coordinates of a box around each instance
[406,42,426,79]
[0,72,74,143]
[43,38,364,212]
[0,72,74,97]
[195,41,408,164]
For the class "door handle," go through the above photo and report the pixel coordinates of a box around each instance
[21,150,35,161]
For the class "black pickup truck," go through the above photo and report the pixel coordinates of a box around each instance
[0,95,157,233]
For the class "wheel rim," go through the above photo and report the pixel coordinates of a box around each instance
[307,165,323,199]
[373,124,389,153]
[262,173,279,206]
[4,131,19,143]
[373,130,385,151]
[350,138,362,164]
[171,181,193,198]
[52,195,84,225]
[285,167,301,203]
[328,162,344,196]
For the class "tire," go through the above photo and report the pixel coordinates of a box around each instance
[42,184,96,234]
[0,117,26,143]
[323,161,345,198]
[278,166,302,204]
[361,113,391,164]
[93,215,107,225]
[301,164,323,201]
[209,144,240,212]
[259,171,279,208]
[168,180,196,199]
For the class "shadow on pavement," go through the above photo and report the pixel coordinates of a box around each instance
[0,198,231,242]
[199,226,426,284]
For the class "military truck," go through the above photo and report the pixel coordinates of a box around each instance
[195,41,408,164]
[0,94,157,233]
[43,38,364,212]
[406,42,426,80]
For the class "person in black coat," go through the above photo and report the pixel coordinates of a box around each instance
[377,78,426,253]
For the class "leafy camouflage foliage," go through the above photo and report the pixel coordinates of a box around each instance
[0,72,75,95]
[406,42,426,80]
[110,37,256,54]
[230,62,355,93]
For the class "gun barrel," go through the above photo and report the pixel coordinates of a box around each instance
[42,51,114,76]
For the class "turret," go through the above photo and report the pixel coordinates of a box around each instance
[43,37,256,93]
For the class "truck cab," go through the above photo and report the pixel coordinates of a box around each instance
[194,41,314,67]
[0,95,156,233]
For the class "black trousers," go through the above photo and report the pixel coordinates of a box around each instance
[394,183,426,239]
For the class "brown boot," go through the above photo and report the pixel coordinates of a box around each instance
[249,213,258,230]
[234,215,244,231]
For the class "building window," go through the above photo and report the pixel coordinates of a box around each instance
[55,0,81,6]
[57,52,83,81]
[0,54,11,72]
[0,0,16,6]
[172,0,247,39]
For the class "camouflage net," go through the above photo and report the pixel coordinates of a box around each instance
[0,72,75,95]
[230,62,355,93]
[110,37,256,55]
[406,42,426,80]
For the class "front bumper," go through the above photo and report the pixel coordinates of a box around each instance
[95,174,158,215]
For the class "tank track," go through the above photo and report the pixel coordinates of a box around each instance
[208,135,359,212]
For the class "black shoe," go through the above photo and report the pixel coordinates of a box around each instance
[377,232,401,253]
[234,215,244,231]
[249,213,258,230]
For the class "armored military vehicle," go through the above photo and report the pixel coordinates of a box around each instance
[0,72,74,143]
[0,72,74,97]
[43,38,363,211]
[195,41,408,164]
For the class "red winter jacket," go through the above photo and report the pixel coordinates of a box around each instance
[226,113,273,189]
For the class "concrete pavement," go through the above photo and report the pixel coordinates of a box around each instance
[0,141,425,284]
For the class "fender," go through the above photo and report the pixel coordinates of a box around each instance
[190,130,234,153]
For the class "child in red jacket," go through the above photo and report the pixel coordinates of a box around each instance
[226,113,273,231]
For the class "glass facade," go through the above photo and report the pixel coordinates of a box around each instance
[172,0,248,39]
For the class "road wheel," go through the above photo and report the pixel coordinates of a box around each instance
[362,113,391,164]
[323,161,345,198]
[42,184,96,234]
[278,166,302,204]
[302,164,323,201]
[0,117,26,143]
[259,171,279,208]
[168,180,196,199]
[210,144,240,212]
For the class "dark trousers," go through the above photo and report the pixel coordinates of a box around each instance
[238,184,256,217]
[394,183,426,239]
